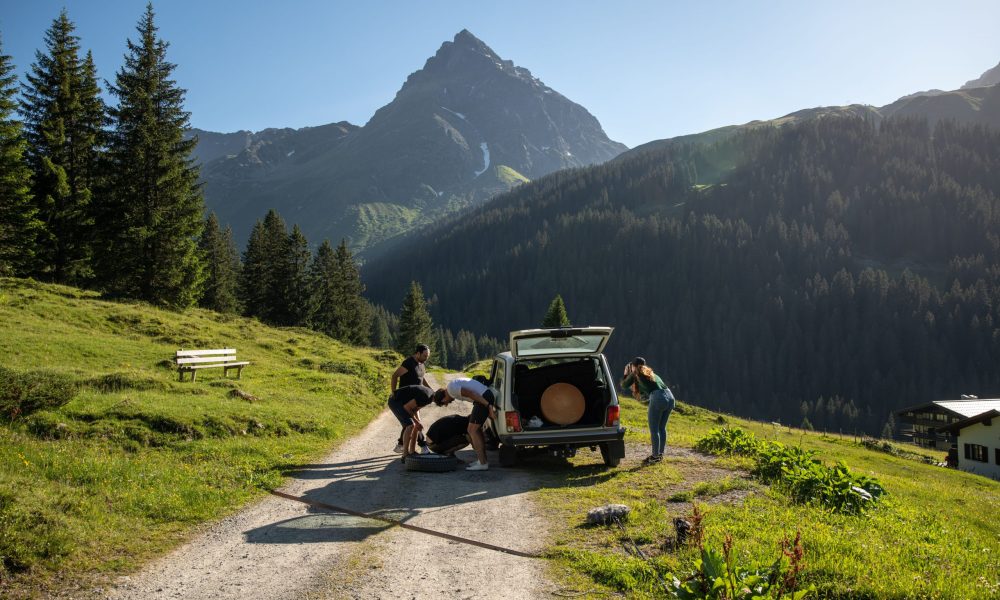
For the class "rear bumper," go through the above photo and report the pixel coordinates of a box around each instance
[499,427,625,448]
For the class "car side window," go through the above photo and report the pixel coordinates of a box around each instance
[492,360,505,405]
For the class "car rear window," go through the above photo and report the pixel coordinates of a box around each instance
[513,333,606,357]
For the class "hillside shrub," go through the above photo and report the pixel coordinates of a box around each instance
[695,427,886,514]
[0,366,78,419]
[695,426,763,456]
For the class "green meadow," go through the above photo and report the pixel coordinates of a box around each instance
[2,278,999,599]
[540,399,1000,599]
[0,278,395,598]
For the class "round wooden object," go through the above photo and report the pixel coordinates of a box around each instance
[540,383,585,425]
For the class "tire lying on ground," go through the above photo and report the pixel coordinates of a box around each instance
[404,454,461,472]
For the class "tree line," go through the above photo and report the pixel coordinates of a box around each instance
[0,6,199,306]
[0,6,502,370]
[364,115,1000,436]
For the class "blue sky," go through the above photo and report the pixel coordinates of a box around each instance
[2,0,999,148]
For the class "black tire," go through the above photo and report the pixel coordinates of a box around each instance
[600,443,621,467]
[499,444,518,468]
[404,454,460,472]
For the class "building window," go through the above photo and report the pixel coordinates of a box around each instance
[964,443,988,463]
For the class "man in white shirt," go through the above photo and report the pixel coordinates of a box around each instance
[443,378,496,471]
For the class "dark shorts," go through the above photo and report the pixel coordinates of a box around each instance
[388,398,413,427]
[468,389,495,425]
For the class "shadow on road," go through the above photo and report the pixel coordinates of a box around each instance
[245,447,621,545]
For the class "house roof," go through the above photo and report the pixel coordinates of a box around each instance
[941,409,1000,434]
[934,400,1000,418]
[896,399,1000,419]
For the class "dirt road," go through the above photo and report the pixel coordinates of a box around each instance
[104,373,552,599]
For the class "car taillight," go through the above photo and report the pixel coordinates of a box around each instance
[605,405,620,427]
[505,411,522,432]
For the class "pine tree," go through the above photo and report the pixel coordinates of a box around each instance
[20,10,105,284]
[99,4,203,307]
[238,219,269,319]
[396,281,433,357]
[881,413,896,440]
[542,294,571,327]
[198,213,240,313]
[369,305,393,349]
[257,209,289,323]
[309,240,340,336]
[277,224,312,326]
[0,35,41,276]
[332,239,370,344]
[310,239,370,343]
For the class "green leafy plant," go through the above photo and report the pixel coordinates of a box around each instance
[670,532,814,599]
[696,427,886,514]
[695,426,764,456]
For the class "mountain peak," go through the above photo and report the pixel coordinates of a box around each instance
[453,29,483,46]
[432,28,502,64]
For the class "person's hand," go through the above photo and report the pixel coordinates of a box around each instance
[623,363,632,375]
[488,405,497,420]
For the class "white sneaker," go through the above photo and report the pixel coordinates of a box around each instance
[465,461,489,471]
[420,446,432,455]
[393,443,404,454]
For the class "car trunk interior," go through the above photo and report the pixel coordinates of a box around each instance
[510,357,611,429]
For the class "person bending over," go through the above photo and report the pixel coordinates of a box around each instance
[387,385,443,461]
[426,414,471,456]
[621,357,675,464]
[443,378,496,471]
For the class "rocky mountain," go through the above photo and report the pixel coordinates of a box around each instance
[963,59,1000,89]
[194,30,626,248]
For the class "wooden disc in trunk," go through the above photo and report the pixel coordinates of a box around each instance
[540,383,585,425]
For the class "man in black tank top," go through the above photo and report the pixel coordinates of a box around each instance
[391,344,431,452]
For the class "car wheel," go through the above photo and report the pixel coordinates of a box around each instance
[404,454,460,472]
[499,444,518,468]
[600,443,621,467]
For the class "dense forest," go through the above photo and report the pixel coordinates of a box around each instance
[365,116,1000,434]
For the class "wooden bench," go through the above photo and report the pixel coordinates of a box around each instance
[175,349,250,382]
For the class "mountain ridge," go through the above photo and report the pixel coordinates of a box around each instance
[194,30,626,248]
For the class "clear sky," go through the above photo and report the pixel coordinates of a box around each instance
[2,0,999,148]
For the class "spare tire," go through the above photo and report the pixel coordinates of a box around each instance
[404,453,460,472]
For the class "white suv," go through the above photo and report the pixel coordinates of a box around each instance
[483,326,626,467]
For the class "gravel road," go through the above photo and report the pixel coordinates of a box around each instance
[103,373,552,599]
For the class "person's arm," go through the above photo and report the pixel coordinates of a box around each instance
[620,372,635,389]
[462,387,497,420]
[391,366,407,392]
[421,375,431,388]
[404,400,423,429]
[621,363,635,389]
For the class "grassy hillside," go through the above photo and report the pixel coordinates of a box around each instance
[540,398,1000,599]
[0,278,397,598]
